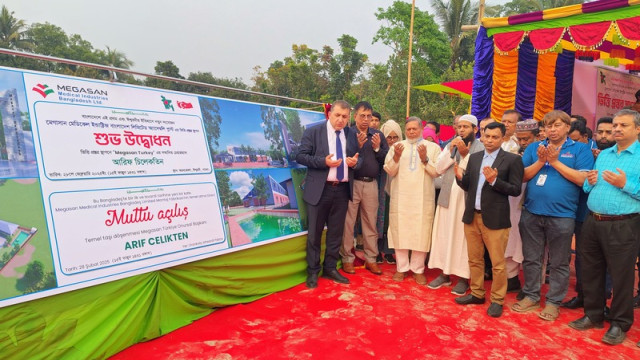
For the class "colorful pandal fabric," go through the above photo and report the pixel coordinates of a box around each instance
[616,16,640,41]
[471,27,494,120]
[515,39,538,120]
[553,50,576,115]
[491,49,518,120]
[533,51,559,121]
[528,28,566,52]
[494,31,526,52]
[567,21,612,49]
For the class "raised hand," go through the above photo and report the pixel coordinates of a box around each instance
[546,145,560,163]
[346,152,360,168]
[393,143,405,163]
[371,133,381,150]
[536,144,548,164]
[483,166,498,184]
[602,168,626,188]
[357,131,368,148]
[457,140,470,157]
[417,143,427,163]
[325,153,342,168]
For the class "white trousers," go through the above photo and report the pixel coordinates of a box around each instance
[395,249,426,274]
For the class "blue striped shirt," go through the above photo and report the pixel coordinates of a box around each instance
[584,141,640,215]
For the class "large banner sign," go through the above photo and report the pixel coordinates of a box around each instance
[0,67,325,308]
[595,67,640,120]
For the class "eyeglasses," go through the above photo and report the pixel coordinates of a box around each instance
[357,114,372,120]
[386,136,399,141]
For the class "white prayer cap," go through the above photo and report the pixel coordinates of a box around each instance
[458,114,478,127]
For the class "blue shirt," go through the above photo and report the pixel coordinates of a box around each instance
[475,150,498,210]
[523,138,594,218]
[584,141,640,215]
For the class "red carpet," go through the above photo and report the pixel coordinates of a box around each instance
[111,262,639,359]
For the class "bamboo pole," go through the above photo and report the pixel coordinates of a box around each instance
[406,0,416,119]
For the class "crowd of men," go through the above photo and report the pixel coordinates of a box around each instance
[296,100,640,347]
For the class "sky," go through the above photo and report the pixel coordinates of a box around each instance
[3,0,404,83]
[3,0,507,85]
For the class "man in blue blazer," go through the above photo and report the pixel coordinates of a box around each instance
[296,100,361,288]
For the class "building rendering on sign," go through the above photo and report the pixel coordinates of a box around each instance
[242,175,290,207]
[0,89,27,162]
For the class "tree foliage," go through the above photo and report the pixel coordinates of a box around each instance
[250,173,268,207]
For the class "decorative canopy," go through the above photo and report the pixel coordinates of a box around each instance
[414,79,473,99]
[471,0,640,121]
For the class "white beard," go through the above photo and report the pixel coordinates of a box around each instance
[406,136,422,144]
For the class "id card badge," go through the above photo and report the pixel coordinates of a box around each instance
[536,174,547,186]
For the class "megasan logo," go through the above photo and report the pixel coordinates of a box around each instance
[32,84,54,98]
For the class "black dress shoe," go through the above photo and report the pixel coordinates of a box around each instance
[322,269,350,284]
[455,294,485,305]
[561,296,584,309]
[602,324,626,345]
[568,315,604,331]
[507,276,521,293]
[306,273,318,288]
[487,303,503,317]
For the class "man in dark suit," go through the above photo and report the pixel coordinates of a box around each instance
[454,121,524,317]
[296,100,361,288]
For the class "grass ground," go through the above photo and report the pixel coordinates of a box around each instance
[0,180,53,298]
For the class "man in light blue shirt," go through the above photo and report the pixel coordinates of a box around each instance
[568,109,640,346]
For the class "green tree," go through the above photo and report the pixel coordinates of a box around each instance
[215,171,233,210]
[366,1,451,119]
[431,0,477,69]
[100,46,134,82]
[186,71,251,101]
[326,34,368,101]
[260,106,285,161]
[228,191,243,207]
[145,60,184,90]
[199,97,223,157]
[251,173,268,207]
[18,261,44,293]
[0,5,32,51]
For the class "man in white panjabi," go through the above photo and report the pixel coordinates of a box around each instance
[428,114,484,295]
[384,117,441,285]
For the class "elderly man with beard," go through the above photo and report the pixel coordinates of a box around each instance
[568,109,640,346]
[384,117,441,285]
[428,114,483,295]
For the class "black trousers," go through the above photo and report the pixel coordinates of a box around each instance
[305,183,349,275]
[580,214,640,331]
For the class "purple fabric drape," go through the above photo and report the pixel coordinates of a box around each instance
[515,38,538,120]
[554,49,575,114]
[472,27,494,120]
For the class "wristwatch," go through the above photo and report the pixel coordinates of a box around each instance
[422,157,429,164]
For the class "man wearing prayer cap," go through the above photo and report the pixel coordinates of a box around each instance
[428,114,484,294]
